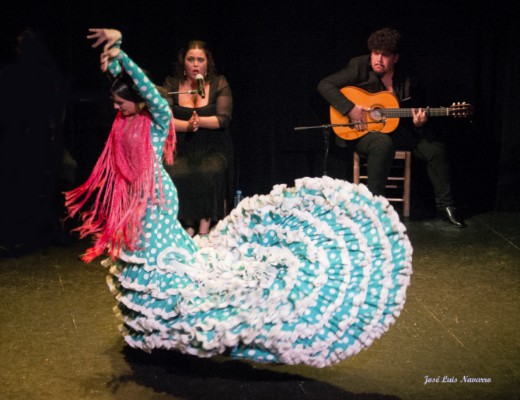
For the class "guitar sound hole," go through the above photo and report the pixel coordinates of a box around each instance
[369,109,384,121]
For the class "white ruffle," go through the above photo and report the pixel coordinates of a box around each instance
[105,177,413,368]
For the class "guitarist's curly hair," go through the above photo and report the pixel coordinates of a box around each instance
[368,28,401,54]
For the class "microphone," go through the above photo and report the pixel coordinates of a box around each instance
[196,74,205,98]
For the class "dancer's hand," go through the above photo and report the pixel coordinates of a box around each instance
[87,28,121,51]
[98,47,120,72]
[87,28,122,72]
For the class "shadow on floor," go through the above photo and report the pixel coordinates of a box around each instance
[110,347,399,400]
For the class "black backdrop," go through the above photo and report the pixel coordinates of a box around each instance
[2,0,519,216]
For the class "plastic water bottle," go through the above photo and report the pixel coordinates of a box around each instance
[234,190,243,208]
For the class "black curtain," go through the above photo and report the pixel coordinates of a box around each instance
[2,0,518,225]
[494,5,520,210]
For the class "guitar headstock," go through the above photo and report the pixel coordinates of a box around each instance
[448,102,473,118]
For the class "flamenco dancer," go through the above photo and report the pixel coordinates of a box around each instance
[66,28,413,368]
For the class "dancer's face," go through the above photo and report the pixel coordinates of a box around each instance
[112,93,138,116]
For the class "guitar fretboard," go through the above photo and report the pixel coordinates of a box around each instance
[379,108,451,118]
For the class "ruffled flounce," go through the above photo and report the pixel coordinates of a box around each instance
[105,176,412,368]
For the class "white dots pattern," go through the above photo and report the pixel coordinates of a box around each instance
[102,48,412,369]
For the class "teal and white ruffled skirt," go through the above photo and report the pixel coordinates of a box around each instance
[104,176,412,368]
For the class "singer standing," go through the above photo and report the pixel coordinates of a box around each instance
[163,40,233,237]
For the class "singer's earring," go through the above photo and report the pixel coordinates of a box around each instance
[137,102,146,112]
[183,70,187,77]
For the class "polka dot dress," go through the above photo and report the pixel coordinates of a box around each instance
[104,50,413,368]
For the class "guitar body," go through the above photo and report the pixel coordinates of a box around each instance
[329,86,471,140]
[330,86,400,140]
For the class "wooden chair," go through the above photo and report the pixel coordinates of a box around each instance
[353,150,412,217]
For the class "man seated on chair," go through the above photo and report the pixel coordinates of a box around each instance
[317,27,465,228]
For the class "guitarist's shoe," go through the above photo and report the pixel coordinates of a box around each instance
[438,206,467,228]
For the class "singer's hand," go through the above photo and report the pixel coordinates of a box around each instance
[187,111,199,132]
[348,105,369,131]
[87,28,122,52]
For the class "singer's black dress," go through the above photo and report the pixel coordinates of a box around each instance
[163,75,233,226]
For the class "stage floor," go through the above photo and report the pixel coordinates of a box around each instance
[1,211,519,400]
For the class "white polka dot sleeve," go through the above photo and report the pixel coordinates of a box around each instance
[108,49,171,132]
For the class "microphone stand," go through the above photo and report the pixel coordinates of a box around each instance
[293,122,357,177]
[167,90,199,95]
[293,121,385,177]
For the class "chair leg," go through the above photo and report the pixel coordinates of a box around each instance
[353,150,412,218]
[353,152,360,184]
[403,151,411,218]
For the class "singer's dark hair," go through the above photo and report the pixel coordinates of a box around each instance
[367,28,401,54]
[173,40,217,81]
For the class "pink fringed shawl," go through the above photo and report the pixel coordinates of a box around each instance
[65,111,175,262]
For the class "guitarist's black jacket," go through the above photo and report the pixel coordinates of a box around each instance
[317,54,437,149]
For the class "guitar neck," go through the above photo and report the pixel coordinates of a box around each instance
[381,108,451,118]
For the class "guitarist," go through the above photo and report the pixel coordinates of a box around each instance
[317,27,465,228]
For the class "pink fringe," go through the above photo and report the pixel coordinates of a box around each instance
[65,111,166,263]
[163,119,176,166]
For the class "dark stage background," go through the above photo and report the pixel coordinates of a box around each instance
[1,0,518,226]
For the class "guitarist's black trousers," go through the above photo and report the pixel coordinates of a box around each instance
[354,130,453,210]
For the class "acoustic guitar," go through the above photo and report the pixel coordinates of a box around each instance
[330,86,472,141]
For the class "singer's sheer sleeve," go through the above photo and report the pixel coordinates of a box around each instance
[215,76,232,128]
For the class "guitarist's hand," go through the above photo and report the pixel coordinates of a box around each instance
[348,105,369,131]
[412,108,428,128]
